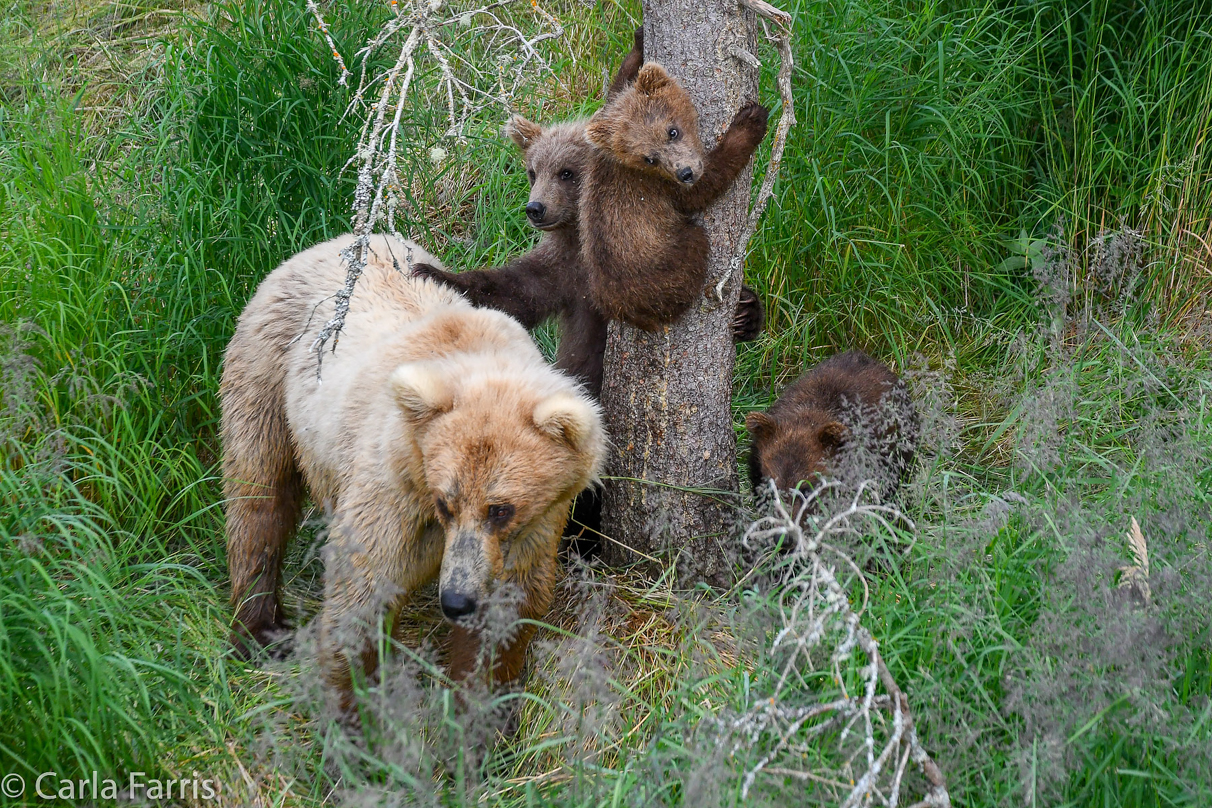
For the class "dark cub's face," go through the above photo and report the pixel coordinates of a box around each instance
[505,116,589,231]
[746,410,846,497]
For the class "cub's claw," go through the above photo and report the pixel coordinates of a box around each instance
[410,261,445,281]
[733,101,771,140]
[732,285,765,342]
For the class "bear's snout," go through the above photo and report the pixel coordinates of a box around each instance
[676,166,695,184]
[525,201,547,223]
[440,589,478,620]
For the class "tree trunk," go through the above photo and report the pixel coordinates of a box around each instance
[599,1,759,586]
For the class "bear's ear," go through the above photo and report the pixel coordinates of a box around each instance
[819,420,848,448]
[390,363,454,424]
[585,113,617,150]
[504,115,542,152]
[534,393,601,452]
[745,411,777,443]
[635,62,672,95]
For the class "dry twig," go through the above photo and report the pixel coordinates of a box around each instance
[721,481,951,807]
[716,0,797,300]
[305,0,567,375]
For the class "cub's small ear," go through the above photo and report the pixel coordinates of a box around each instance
[635,62,672,95]
[534,393,603,454]
[819,420,848,448]
[504,115,542,152]
[391,363,454,423]
[745,411,777,443]
[585,114,616,149]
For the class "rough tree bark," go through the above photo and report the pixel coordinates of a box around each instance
[599,1,760,586]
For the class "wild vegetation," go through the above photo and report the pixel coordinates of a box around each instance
[0,0,1208,805]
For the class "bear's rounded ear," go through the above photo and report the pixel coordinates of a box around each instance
[585,114,616,150]
[745,411,777,443]
[391,363,454,424]
[819,420,848,448]
[534,393,602,454]
[635,62,672,95]
[504,115,542,152]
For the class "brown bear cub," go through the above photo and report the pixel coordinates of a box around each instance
[746,350,918,502]
[412,29,764,398]
[582,62,770,331]
[221,234,605,712]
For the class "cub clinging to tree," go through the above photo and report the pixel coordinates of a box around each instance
[221,234,605,711]
[581,61,770,331]
[412,29,764,396]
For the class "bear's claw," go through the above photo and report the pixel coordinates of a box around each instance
[734,101,771,138]
[410,262,445,281]
[732,286,765,342]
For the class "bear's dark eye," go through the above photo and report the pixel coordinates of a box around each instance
[526,169,536,182]
[644,155,658,166]
[487,504,515,526]
[435,497,451,520]
[558,169,574,181]
[668,127,680,141]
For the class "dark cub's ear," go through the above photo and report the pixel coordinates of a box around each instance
[504,115,542,152]
[745,411,777,443]
[585,113,617,150]
[635,62,672,95]
[819,421,848,448]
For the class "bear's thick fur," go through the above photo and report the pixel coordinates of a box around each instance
[412,31,765,398]
[582,62,769,331]
[221,234,605,709]
[746,350,918,500]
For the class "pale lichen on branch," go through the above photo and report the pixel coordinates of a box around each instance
[304,0,567,376]
[717,0,797,300]
[721,481,951,808]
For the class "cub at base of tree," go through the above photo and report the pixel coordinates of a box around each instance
[746,350,918,502]
[221,234,605,712]
[582,62,769,331]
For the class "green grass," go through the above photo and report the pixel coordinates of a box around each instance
[0,0,1209,805]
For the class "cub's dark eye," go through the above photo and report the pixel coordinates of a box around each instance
[526,169,536,182]
[435,498,451,520]
[644,155,658,166]
[487,504,515,526]
[558,169,574,181]
[668,127,680,140]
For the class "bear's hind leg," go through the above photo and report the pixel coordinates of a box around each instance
[222,365,304,659]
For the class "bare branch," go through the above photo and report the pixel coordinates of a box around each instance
[304,0,568,376]
[720,480,951,807]
[716,0,797,300]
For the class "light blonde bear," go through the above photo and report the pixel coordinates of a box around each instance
[220,234,605,711]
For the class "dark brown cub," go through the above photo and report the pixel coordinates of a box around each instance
[746,350,918,501]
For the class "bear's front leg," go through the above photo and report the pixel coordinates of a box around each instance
[412,250,569,330]
[676,101,770,214]
[318,510,441,717]
[446,560,556,689]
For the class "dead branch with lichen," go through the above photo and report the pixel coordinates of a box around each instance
[304,0,568,375]
[722,481,951,808]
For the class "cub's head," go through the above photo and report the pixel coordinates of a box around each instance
[586,62,704,186]
[505,116,591,231]
[390,360,605,624]
[745,409,847,497]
